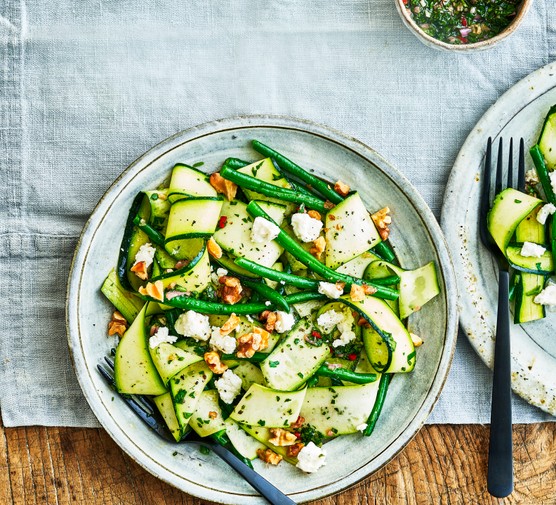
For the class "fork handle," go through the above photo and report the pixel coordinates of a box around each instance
[210,443,297,505]
[487,269,513,498]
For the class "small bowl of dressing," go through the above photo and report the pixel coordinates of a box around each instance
[395,0,532,52]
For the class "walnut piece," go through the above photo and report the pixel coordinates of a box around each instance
[208,411,218,419]
[349,284,366,302]
[257,448,282,466]
[204,351,228,374]
[138,280,165,302]
[174,259,188,270]
[269,428,298,447]
[287,442,305,458]
[130,261,149,280]
[108,311,128,337]
[324,200,335,210]
[334,180,350,197]
[220,313,240,335]
[362,284,377,295]
[371,207,392,241]
[310,236,326,259]
[236,327,270,358]
[259,310,277,332]
[217,276,244,305]
[357,316,371,328]
[290,416,305,429]
[207,237,223,259]
[209,172,238,201]
[307,209,322,221]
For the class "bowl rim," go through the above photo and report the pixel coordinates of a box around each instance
[394,0,532,52]
[66,114,459,503]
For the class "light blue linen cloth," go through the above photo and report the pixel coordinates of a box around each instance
[1,0,555,426]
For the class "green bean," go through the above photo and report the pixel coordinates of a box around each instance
[366,275,400,287]
[316,365,378,384]
[235,258,320,290]
[509,273,519,302]
[220,164,327,213]
[133,215,166,247]
[306,375,319,388]
[372,241,398,264]
[363,373,392,436]
[246,201,399,300]
[242,279,290,312]
[252,140,344,204]
[530,145,556,205]
[143,291,324,314]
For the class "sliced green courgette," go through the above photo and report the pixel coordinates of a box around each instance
[341,294,415,374]
[514,273,546,323]
[101,269,144,323]
[506,245,553,275]
[325,192,381,268]
[537,104,556,171]
[153,392,183,441]
[213,199,286,268]
[149,341,203,385]
[190,390,227,437]
[169,361,212,433]
[168,164,217,203]
[300,383,381,435]
[230,383,306,428]
[260,319,331,391]
[114,303,166,395]
[487,188,542,254]
[398,261,440,320]
[224,419,266,460]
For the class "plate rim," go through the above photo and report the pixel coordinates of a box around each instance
[441,61,556,416]
[66,114,459,503]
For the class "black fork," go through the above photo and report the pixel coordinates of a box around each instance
[97,357,296,505]
[479,137,525,499]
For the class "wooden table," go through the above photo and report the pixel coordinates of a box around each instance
[1,420,554,504]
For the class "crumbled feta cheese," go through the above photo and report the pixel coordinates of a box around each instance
[291,213,323,243]
[318,281,343,299]
[212,267,228,284]
[295,442,327,473]
[265,300,272,307]
[149,327,178,349]
[274,311,295,333]
[209,326,237,354]
[332,311,356,348]
[534,283,556,306]
[537,203,556,225]
[251,217,280,243]
[551,171,556,195]
[356,423,368,432]
[133,243,156,268]
[525,169,539,186]
[316,309,345,333]
[520,241,546,258]
[215,369,242,404]
[174,310,211,341]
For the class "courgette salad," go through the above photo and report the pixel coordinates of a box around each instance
[488,106,556,324]
[102,141,440,474]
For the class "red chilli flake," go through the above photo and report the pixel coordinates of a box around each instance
[218,216,228,228]
[457,36,468,43]
[461,17,467,27]
[294,432,301,439]
[311,330,322,339]
[348,353,357,361]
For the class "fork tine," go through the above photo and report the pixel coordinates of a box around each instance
[481,138,492,214]
[518,138,526,191]
[507,138,514,189]
[495,138,504,194]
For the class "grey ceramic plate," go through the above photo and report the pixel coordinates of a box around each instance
[442,62,556,416]
[67,116,458,503]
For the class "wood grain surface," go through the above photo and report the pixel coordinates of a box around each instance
[1,419,555,504]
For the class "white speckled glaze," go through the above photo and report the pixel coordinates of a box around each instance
[394,0,532,53]
[442,62,556,416]
[67,116,458,503]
